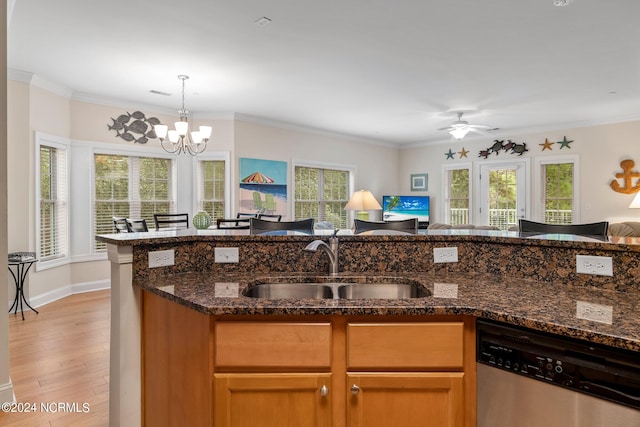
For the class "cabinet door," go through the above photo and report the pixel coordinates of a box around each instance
[214,373,332,427]
[346,373,464,427]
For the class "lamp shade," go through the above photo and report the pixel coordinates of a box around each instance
[345,190,381,211]
[629,192,640,208]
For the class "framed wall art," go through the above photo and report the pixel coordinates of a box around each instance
[410,173,428,191]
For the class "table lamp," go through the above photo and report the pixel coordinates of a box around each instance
[629,192,640,209]
[345,190,382,220]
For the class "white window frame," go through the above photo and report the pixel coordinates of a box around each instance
[192,152,231,218]
[442,162,473,225]
[91,146,177,254]
[533,154,580,223]
[291,159,356,225]
[35,132,70,271]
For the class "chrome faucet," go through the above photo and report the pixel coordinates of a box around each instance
[304,230,339,275]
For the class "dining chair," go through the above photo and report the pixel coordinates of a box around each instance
[257,213,282,222]
[518,219,609,237]
[249,217,315,234]
[237,212,258,219]
[125,218,149,232]
[113,216,129,233]
[153,213,189,231]
[353,218,418,234]
[216,218,251,229]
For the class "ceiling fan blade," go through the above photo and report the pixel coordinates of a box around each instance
[469,128,496,137]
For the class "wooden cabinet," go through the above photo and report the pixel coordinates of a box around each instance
[142,292,476,427]
[214,373,332,427]
[346,373,464,427]
[345,323,466,427]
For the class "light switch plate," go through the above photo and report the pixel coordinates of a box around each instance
[215,247,239,263]
[148,249,175,268]
[434,247,458,263]
[576,255,613,276]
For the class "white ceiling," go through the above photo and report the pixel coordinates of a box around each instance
[8,0,640,146]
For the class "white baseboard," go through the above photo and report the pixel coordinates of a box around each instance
[0,379,15,404]
[7,280,110,311]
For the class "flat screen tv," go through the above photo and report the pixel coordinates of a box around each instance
[382,195,430,223]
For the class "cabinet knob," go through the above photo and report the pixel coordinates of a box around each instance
[351,384,360,395]
[320,385,329,397]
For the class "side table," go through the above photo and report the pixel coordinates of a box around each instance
[8,252,38,320]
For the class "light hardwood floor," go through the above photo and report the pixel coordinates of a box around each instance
[1,290,110,427]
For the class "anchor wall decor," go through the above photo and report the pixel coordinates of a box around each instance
[610,159,640,194]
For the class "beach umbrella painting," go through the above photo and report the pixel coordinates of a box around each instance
[242,171,275,184]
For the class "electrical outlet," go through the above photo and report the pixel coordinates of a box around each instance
[576,255,613,276]
[215,247,239,263]
[434,247,458,263]
[148,249,174,268]
[433,283,458,299]
[576,300,613,324]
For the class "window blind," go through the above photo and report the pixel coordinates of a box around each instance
[294,166,349,228]
[197,159,225,220]
[39,145,68,261]
[94,154,175,251]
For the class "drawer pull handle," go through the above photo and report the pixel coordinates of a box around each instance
[320,385,329,397]
[351,384,360,395]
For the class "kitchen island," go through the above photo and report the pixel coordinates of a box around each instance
[96,229,640,427]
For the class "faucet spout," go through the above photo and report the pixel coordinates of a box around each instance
[304,237,339,275]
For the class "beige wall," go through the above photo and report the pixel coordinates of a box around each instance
[234,119,400,219]
[399,120,640,224]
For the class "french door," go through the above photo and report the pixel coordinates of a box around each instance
[478,160,528,230]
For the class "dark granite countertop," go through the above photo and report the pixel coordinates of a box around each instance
[96,228,640,252]
[136,270,640,353]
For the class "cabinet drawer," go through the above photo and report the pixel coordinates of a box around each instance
[215,322,332,369]
[347,322,464,370]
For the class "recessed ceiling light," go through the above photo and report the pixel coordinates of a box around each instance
[255,17,272,26]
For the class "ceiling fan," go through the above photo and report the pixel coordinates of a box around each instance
[437,112,495,140]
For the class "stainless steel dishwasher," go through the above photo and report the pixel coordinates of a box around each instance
[476,319,640,427]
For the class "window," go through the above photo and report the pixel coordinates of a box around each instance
[294,164,352,228]
[94,153,175,250]
[443,164,471,226]
[536,156,579,224]
[196,159,226,220]
[36,134,69,269]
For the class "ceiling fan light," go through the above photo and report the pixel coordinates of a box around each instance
[450,127,470,139]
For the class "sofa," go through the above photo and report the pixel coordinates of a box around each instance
[608,222,640,237]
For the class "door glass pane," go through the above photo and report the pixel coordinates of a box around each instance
[488,168,518,230]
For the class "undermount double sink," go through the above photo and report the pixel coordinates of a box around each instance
[243,281,430,300]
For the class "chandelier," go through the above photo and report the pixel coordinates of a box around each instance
[154,75,212,155]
